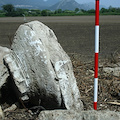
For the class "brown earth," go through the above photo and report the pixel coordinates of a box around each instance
[0,16,120,119]
[0,16,120,61]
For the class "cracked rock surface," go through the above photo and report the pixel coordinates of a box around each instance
[0,46,11,89]
[38,110,120,120]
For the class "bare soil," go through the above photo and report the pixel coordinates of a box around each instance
[0,16,120,119]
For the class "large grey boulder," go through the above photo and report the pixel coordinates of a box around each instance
[38,110,120,120]
[3,21,83,110]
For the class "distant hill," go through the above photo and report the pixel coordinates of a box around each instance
[49,0,94,11]
[0,0,106,10]
[0,0,47,9]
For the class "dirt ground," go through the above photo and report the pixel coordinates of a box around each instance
[0,16,120,119]
[0,16,120,61]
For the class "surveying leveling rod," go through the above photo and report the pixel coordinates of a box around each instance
[94,0,99,110]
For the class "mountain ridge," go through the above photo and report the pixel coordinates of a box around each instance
[0,0,100,10]
[49,0,94,10]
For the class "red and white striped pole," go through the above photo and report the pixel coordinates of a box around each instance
[94,0,99,110]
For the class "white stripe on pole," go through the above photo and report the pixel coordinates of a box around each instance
[94,78,98,102]
[95,26,99,53]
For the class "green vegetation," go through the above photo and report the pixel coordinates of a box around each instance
[0,4,120,17]
[2,4,15,16]
[100,6,120,15]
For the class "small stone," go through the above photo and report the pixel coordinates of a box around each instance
[4,104,17,112]
[0,106,4,120]
[103,67,120,77]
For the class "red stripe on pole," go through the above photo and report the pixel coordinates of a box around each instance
[94,53,99,78]
[95,0,99,25]
[94,102,97,110]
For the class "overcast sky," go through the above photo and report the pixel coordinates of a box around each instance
[76,0,120,8]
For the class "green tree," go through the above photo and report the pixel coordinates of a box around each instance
[14,8,24,16]
[87,9,95,14]
[108,6,116,13]
[116,8,120,13]
[75,8,79,13]
[54,9,62,14]
[2,4,15,16]
[81,9,86,13]
[41,10,47,16]
[100,8,108,13]
[58,9,62,13]
[0,10,5,17]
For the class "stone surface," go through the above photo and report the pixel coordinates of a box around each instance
[4,21,83,110]
[0,106,4,120]
[38,110,120,120]
[103,67,120,77]
[0,46,11,89]
[4,104,17,112]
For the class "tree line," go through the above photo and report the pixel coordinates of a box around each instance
[0,4,120,17]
